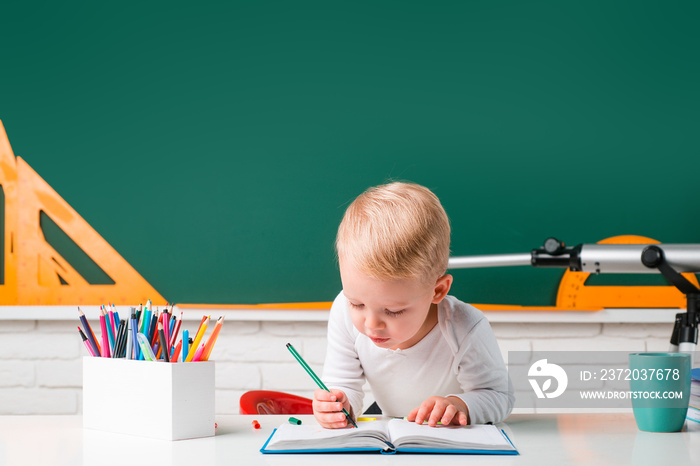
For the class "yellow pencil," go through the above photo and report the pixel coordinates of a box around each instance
[185,316,209,362]
[201,315,224,361]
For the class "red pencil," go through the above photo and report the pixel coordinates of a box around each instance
[171,340,183,363]
[169,312,183,348]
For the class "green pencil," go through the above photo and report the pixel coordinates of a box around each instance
[286,343,358,428]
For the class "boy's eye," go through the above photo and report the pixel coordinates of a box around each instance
[384,309,405,317]
[348,302,364,309]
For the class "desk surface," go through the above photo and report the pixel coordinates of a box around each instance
[1,414,698,466]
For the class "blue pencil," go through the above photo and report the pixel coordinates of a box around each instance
[182,330,189,362]
[148,313,158,345]
[113,310,121,330]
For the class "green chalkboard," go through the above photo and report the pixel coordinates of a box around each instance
[1,1,699,305]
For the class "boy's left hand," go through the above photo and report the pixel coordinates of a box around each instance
[407,396,469,427]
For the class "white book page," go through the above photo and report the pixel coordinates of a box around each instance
[387,419,513,450]
[265,421,390,451]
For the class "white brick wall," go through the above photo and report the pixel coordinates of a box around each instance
[0,318,680,415]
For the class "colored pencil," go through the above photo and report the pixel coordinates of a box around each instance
[137,333,157,361]
[162,310,171,357]
[112,320,126,358]
[125,318,133,360]
[158,322,170,362]
[99,310,110,358]
[169,312,183,348]
[191,343,206,362]
[78,327,96,357]
[201,316,224,361]
[78,307,101,357]
[171,340,182,363]
[130,313,140,360]
[286,343,357,428]
[107,308,116,352]
[140,308,151,336]
[193,315,207,342]
[112,307,121,331]
[181,330,189,362]
[185,316,209,362]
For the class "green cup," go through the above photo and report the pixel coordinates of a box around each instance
[628,352,691,432]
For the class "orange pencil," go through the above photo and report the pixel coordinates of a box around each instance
[193,315,207,339]
[201,316,224,361]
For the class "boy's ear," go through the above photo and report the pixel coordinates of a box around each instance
[432,274,453,303]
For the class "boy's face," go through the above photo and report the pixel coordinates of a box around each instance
[339,259,452,350]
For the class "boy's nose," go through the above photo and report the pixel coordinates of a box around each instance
[365,312,384,330]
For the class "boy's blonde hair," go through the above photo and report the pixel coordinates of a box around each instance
[336,182,451,284]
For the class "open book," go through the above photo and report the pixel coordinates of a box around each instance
[261,418,518,455]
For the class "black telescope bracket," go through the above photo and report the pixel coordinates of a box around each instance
[530,237,583,271]
[641,245,699,349]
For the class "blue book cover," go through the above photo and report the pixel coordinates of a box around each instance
[261,419,518,455]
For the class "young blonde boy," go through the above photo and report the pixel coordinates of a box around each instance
[314,182,513,428]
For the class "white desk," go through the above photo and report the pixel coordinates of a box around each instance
[1,414,698,466]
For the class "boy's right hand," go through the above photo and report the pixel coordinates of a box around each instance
[312,388,353,429]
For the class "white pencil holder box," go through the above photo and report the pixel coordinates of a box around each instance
[83,357,215,440]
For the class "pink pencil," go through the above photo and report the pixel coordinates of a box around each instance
[107,308,117,353]
[78,327,96,357]
[99,310,110,357]
[108,308,117,335]
[162,311,171,356]
[191,343,206,362]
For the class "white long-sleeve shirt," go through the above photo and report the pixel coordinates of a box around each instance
[321,291,514,424]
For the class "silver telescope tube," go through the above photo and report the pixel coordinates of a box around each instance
[449,244,700,274]
[578,244,700,274]
[448,253,531,269]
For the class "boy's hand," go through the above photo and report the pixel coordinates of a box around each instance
[312,388,353,429]
[407,396,469,427]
